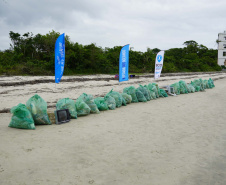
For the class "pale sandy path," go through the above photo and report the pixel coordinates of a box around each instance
[0,76,226,185]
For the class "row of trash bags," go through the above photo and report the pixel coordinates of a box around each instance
[8,82,169,130]
[53,83,169,118]
[57,83,169,116]
[170,78,215,95]
[9,78,214,130]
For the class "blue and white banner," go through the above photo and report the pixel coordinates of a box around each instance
[55,33,65,83]
[119,44,129,82]
[154,51,164,79]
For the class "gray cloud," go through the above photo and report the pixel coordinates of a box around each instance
[0,0,226,51]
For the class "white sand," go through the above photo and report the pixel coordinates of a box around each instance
[0,72,226,111]
[0,73,226,185]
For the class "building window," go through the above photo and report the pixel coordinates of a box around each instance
[223,52,226,57]
[224,37,226,40]
[224,44,226,49]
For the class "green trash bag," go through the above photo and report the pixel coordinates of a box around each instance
[199,79,205,90]
[9,103,35,130]
[185,82,192,93]
[202,79,207,89]
[144,85,153,100]
[179,81,189,94]
[170,82,180,95]
[75,98,91,116]
[26,94,51,125]
[187,84,195,93]
[121,93,132,104]
[194,84,201,92]
[137,85,151,101]
[147,83,159,98]
[208,78,215,88]
[123,86,138,103]
[56,98,77,119]
[208,81,214,88]
[198,78,206,91]
[159,89,168,97]
[94,97,109,111]
[158,89,164,97]
[104,95,116,110]
[107,89,123,108]
[190,81,198,92]
[150,90,157,99]
[78,93,100,114]
[196,86,201,92]
[192,79,204,91]
[146,84,156,99]
[136,89,147,102]
[191,80,203,91]
[121,96,127,106]
[152,83,160,98]
[203,80,210,89]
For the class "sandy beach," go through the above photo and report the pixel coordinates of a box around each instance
[0,72,226,185]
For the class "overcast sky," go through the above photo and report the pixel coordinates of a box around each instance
[0,0,226,52]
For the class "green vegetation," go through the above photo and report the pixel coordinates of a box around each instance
[0,31,221,75]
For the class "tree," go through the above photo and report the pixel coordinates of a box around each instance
[152,48,161,54]
[183,40,199,54]
[0,32,221,75]
[183,40,198,47]
[9,31,21,51]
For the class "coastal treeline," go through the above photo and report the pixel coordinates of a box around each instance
[0,30,221,75]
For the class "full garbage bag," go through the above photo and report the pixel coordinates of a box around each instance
[106,89,123,108]
[146,84,157,99]
[191,79,205,91]
[56,98,77,119]
[9,103,35,129]
[121,93,132,104]
[94,97,109,111]
[26,94,51,125]
[195,85,201,92]
[104,95,116,110]
[208,78,215,88]
[152,83,161,98]
[137,85,151,101]
[144,85,153,100]
[159,89,168,97]
[199,79,205,91]
[187,84,195,93]
[150,90,157,99]
[170,82,180,95]
[123,86,138,103]
[179,81,189,94]
[203,80,210,89]
[147,83,159,98]
[121,96,127,106]
[78,93,100,114]
[135,89,147,102]
[75,98,91,116]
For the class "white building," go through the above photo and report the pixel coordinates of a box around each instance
[218,31,226,66]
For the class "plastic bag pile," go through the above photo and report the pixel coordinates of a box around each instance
[8,78,215,129]
[9,94,51,130]
[170,78,215,94]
